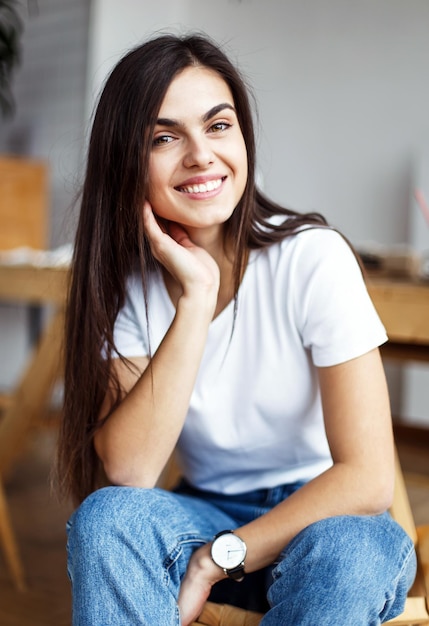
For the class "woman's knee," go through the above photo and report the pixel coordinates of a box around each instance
[67,486,179,554]
[281,513,413,572]
[268,513,416,611]
[273,515,377,586]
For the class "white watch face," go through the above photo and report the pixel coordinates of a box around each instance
[211,532,246,570]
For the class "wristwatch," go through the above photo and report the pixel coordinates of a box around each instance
[210,530,247,581]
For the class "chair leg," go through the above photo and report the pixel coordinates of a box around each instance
[0,478,26,591]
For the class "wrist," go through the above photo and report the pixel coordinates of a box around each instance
[210,530,247,582]
[188,544,227,585]
[177,290,217,322]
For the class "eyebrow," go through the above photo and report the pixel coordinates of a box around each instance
[156,103,236,128]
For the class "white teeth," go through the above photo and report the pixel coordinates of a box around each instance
[180,178,223,194]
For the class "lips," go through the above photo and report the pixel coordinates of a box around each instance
[175,176,226,194]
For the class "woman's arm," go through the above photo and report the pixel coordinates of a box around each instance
[237,346,394,569]
[178,347,394,624]
[94,203,220,488]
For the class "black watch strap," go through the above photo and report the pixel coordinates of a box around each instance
[225,564,245,581]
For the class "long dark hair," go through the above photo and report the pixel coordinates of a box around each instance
[57,33,327,505]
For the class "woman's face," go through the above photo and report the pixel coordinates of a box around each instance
[147,66,248,236]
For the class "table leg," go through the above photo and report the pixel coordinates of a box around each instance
[0,307,64,475]
[0,307,64,590]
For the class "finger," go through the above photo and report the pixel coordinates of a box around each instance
[143,201,160,236]
[168,221,194,248]
[144,206,172,256]
[145,204,193,251]
[144,203,176,241]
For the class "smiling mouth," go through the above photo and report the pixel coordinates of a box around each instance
[175,177,226,194]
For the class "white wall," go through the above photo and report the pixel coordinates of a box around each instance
[87,0,429,246]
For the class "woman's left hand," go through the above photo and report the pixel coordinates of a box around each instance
[178,544,224,625]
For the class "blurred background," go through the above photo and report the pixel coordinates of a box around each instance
[0,1,428,623]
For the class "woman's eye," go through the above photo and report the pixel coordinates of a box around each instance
[153,135,174,146]
[209,122,231,133]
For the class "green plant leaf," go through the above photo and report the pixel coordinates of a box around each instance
[0,0,24,117]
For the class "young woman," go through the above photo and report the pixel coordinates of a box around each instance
[58,33,416,625]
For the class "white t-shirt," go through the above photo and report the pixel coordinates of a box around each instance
[113,227,387,494]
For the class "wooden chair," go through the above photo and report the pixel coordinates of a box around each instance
[0,156,49,591]
[168,451,429,626]
[384,452,429,625]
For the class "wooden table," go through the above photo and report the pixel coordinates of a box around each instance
[0,263,68,472]
[0,264,67,307]
[0,263,68,590]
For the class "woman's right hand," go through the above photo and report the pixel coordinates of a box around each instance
[95,203,222,488]
[143,201,220,308]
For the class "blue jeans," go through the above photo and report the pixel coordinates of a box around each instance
[66,482,416,625]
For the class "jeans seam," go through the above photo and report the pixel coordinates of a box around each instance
[163,537,206,581]
[384,538,416,603]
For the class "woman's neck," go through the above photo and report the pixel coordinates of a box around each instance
[184,223,228,267]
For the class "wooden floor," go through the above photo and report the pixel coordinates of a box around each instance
[0,426,429,626]
[0,429,73,626]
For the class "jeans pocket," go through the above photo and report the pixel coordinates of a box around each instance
[163,536,206,587]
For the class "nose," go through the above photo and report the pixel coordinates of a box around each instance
[182,135,214,169]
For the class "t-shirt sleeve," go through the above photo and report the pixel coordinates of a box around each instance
[112,273,149,358]
[293,228,387,367]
